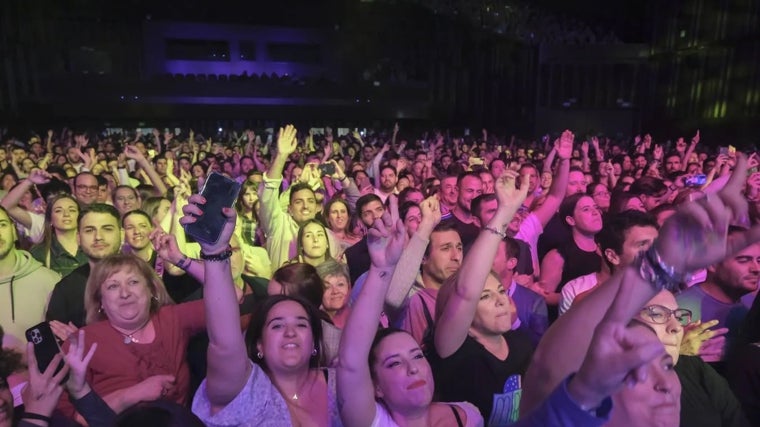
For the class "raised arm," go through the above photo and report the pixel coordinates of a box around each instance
[681,130,699,169]
[532,131,572,226]
[180,195,249,407]
[0,169,50,229]
[522,153,760,413]
[385,196,441,311]
[434,170,528,358]
[338,211,406,427]
[124,145,167,197]
[542,142,557,174]
[265,125,297,181]
[372,143,388,188]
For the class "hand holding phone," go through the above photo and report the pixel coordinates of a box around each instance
[25,322,65,375]
[182,173,241,246]
[318,162,336,176]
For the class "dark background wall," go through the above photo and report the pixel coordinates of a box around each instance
[0,0,758,143]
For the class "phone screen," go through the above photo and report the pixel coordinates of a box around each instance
[184,173,242,245]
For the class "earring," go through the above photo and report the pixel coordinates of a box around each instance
[98,306,103,313]
[311,347,318,357]
[257,351,264,359]
[152,295,159,302]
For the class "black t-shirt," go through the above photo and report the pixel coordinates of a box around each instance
[45,263,91,327]
[429,329,534,425]
[677,354,751,427]
[443,214,480,251]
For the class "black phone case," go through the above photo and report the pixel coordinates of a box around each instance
[184,172,242,245]
[25,322,61,373]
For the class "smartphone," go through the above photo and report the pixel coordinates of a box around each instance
[318,162,336,176]
[684,174,707,187]
[25,322,63,374]
[719,146,729,156]
[184,172,242,245]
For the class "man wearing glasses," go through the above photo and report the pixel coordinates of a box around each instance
[72,172,99,206]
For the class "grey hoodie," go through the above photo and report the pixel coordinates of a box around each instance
[0,250,61,353]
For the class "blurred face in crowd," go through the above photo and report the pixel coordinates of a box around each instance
[634,155,647,169]
[327,201,349,233]
[422,229,462,285]
[152,199,172,224]
[591,183,611,212]
[322,274,350,314]
[155,158,168,175]
[50,197,79,233]
[470,274,516,338]
[622,156,633,171]
[241,157,254,174]
[0,149,6,163]
[0,376,13,427]
[457,175,483,213]
[74,174,99,205]
[77,211,121,261]
[519,165,539,193]
[709,243,760,299]
[566,196,602,234]
[1,174,16,191]
[440,155,453,171]
[300,222,329,262]
[491,160,506,179]
[289,188,318,226]
[12,148,26,164]
[371,331,434,412]
[0,210,17,260]
[609,325,680,427]
[240,187,257,211]
[66,147,81,163]
[479,171,495,194]
[665,155,682,174]
[123,213,152,251]
[380,167,398,193]
[113,187,139,215]
[566,170,587,195]
[440,177,458,207]
[192,164,205,179]
[403,205,422,238]
[640,190,668,211]
[21,158,35,174]
[360,200,385,228]
[179,157,191,173]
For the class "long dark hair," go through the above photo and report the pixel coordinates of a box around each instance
[39,194,79,268]
[245,295,325,368]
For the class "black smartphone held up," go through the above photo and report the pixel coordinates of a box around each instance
[318,162,336,176]
[184,172,242,245]
[25,322,63,374]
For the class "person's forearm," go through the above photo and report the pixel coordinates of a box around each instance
[103,386,143,413]
[340,267,392,371]
[341,178,361,210]
[548,159,569,199]
[1,178,33,210]
[137,159,167,196]
[71,389,117,427]
[385,232,430,310]
[581,154,590,173]
[543,149,557,174]
[266,154,288,180]
[521,265,658,414]
[371,150,384,188]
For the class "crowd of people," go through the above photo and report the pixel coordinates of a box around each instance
[0,123,760,426]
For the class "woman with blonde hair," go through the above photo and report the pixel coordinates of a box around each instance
[55,253,206,421]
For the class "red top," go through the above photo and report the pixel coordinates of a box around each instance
[56,300,206,418]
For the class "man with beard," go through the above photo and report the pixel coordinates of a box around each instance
[45,203,122,331]
[678,226,760,371]
[444,172,483,249]
[373,164,398,203]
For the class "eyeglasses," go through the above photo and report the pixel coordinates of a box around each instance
[593,191,611,198]
[640,305,692,326]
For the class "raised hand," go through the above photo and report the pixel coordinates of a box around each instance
[419,196,442,231]
[656,154,760,275]
[691,129,700,146]
[49,320,79,342]
[133,374,176,402]
[124,145,147,163]
[367,211,407,269]
[276,124,298,157]
[179,193,237,255]
[580,141,589,157]
[567,275,667,410]
[680,319,728,358]
[557,130,574,160]
[64,330,98,399]
[494,170,529,215]
[27,169,52,185]
[22,343,70,418]
[150,228,183,265]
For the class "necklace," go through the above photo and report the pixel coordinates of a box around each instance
[114,318,151,345]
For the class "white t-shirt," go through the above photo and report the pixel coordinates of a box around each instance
[371,401,483,427]
[559,273,598,315]
[514,213,543,276]
[20,211,45,245]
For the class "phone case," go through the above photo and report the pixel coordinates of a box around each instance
[25,322,62,373]
[184,172,242,245]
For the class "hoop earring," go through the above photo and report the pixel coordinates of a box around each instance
[311,347,318,357]
[257,351,264,359]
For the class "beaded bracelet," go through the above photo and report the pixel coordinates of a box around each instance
[200,247,233,262]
